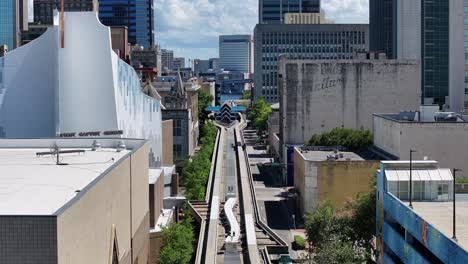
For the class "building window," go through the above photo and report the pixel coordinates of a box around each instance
[437,184,449,200]
[173,119,182,137]
[173,144,182,160]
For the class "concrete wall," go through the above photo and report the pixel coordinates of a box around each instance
[162,119,173,166]
[294,149,318,216]
[56,143,149,264]
[294,148,378,215]
[317,161,378,209]
[373,115,468,177]
[279,59,420,160]
[449,0,466,113]
[396,0,421,60]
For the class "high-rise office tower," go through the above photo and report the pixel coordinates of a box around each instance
[21,0,96,44]
[172,57,185,70]
[219,35,253,73]
[99,0,154,48]
[0,0,28,49]
[370,0,465,111]
[254,24,369,103]
[161,49,174,72]
[369,0,394,59]
[33,0,97,25]
[259,0,320,24]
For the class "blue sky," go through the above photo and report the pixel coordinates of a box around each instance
[154,0,369,61]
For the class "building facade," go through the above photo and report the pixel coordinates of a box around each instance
[99,0,154,47]
[294,147,378,215]
[34,0,97,25]
[278,56,421,161]
[376,160,468,263]
[154,75,200,161]
[219,35,253,73]
[254,24,369,102]
[209,58,220,71]
[194,59,210,75]
[369,0,394,59]
[465,0,468,108]
[0,138,150,264]
[0,0,28,49]
[370,0,465,111]
[259,0,320,24]
[161,49,174,72]
[130,44,162,75]
[373,111,468,177]
[172,57,185,70]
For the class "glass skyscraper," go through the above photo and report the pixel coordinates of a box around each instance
[369,0,394,59]
[370,0,464,110]
[0,0,16,49]
[219,35,253,73]
[99,0,154,48]
[259,0,320,24]
[421,1,449,106]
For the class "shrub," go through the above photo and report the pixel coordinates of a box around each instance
[293,235,306,250]
[306,128,373,152]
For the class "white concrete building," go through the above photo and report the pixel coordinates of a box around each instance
[373,110,468,177]
[278,56,421,161]
[0,11,163,167]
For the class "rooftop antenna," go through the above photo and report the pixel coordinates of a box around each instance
[36,144,85,165]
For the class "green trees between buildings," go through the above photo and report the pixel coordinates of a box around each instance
[198,90,214,126]
[250,98,272,130]
[306,128,373,152]
[240,90,251,100]
[159,217,195,264]
[305,181,376,263]
[183,122,218,200]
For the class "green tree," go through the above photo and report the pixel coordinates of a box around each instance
[249,97,271,130]
[159,220,194,264]
[183,122,218,200]
[305,190,376,264]
[240,90,251,99]
[306,128,373,152]
[198,90,214,125]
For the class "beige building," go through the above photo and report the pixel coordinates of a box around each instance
[0,138,149,264]
[294,147,378,215]
[279,56,421,162]
[284,12,334,24]
[154,74,200,160]
[373,110,468,177]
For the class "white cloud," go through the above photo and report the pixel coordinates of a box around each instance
[322,0,369,24]
[155,0,257,59]
[155,0,369,59]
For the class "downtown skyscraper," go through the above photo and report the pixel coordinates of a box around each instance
[219,35,253,73]
[370,0,465,112]
[259,0,320,24]
[0,0,28,49]
[99,0,155,48]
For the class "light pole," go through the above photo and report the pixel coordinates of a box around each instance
[453,168,462,241]
[409,149,417,209]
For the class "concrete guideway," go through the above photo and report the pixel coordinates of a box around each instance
[195,116,287,263]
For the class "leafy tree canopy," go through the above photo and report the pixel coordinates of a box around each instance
[160,219,195,264]
[305,181,376,263]
[249,97,272,130]
[306,128,373,152]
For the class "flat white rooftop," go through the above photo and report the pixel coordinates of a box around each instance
[412,194,468,250]
[0,148,130,215]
